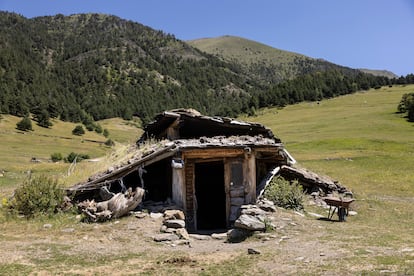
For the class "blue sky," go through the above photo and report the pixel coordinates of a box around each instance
[1,0,413,76]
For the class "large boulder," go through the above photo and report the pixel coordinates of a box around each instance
[227,228,252,243]
[234,214,266,231]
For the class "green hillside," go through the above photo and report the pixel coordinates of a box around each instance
[188,35,301,62]
[242,84,414,198]
[244,85,414,273]
[0,115,141,193]
[1,12,402,125]
[0,12,258,124]
[188,35,362,84]
[359,68,398,78]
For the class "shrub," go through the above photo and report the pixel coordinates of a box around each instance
[16,116,33,131]
[64,152,90,163]
[103,128,109,138]
[397,92,414,113]
[397,93,414,122]
[9,175,64,217]
[85,123,95,131]
[104,139,115,147]
[33,109,53,128]
[72,125,85,136]
[263,217,274,232]
[50,152,63,162]
[264,176,305,210]
[1,197,9,208]
[94,123,103,134]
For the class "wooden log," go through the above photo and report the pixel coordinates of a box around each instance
[79,187,145,222]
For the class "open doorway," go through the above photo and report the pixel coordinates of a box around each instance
[121,158,172,202]
[194,161,227,230]
[143,159,172,202]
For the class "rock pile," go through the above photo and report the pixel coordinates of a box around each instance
[153,209,190,245]
[227,198,276,242]
[151,198,279,244]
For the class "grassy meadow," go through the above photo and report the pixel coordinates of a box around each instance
[0,116,142,194]
[244,84,414,274]
[243,84,414,198]
[0,84,413,275]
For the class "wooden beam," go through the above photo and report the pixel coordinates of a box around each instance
[68,145,178,192]
[182,148,244,159]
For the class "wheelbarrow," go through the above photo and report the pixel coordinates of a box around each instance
[322,197,355,222]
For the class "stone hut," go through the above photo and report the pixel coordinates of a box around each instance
[68,109,313,231]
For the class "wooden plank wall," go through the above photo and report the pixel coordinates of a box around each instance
[172,166,185,209]
[184,161,195,232]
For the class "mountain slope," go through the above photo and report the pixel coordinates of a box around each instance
[0,13,399,125]
[0,12,257,123]
[359,69,398,78]
[188,35,305,71]
[188,36,398,83]
[187,35,354,84]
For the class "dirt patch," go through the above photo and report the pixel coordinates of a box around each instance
[0,212,270,262]
[0,206,412,275]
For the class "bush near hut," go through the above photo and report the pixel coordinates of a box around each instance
[8,175,64,217]
[264,176,305,210]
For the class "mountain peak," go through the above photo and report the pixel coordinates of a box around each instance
[188,35,350,83]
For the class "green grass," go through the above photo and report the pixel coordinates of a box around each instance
[0,116,140,194]
[242,85,414,196]
[240,85,414,274]
[99,117,143,144]
[0,264,32,276]
[0,85,413,274]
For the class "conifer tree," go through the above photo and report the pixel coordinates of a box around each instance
[35,109,52,128]
[16,116,33,131]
